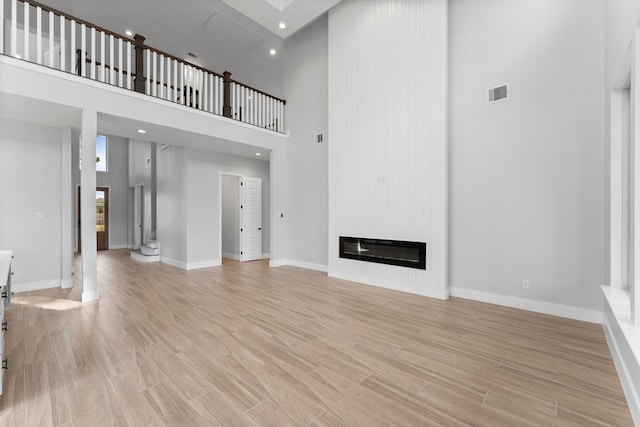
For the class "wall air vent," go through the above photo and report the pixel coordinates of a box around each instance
[488,84,508,103]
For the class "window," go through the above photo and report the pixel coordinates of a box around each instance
[96,135,107,172]
[79,135,108,172]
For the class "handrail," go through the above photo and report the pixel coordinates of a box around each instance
[2,0,286,133]
[25,0,133,44]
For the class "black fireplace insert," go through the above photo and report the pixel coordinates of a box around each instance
[339,236,426,270]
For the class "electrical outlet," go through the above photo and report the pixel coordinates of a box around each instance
[522,279,530,289]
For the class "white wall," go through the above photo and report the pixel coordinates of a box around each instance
[185,148,270,268]
[72,134,129,249]
[221,174,240,258]
[282,14,329,271]
[156,145,270,269]
[128,139,154,243]
[0,118,66,290]
[328,0,448,298]
[449,0,606,320]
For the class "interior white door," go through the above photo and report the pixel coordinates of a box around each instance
[241,177,262,262]
[133,184,144,249]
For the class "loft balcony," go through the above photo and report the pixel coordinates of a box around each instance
[0,0,286,134]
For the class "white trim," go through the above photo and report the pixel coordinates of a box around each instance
[331,271,449,301]
[160,256,187,270]
[186,259,221,270]
[60,279,73,289]
[285,259,328,273]
[262,252,270,259]
[81,289,99,302]
[12,279,60,293]
[602,286,640,425]
[109,244,129,250]
[269,259,287,268]
[222,252,241,261]
[450,287,602,324]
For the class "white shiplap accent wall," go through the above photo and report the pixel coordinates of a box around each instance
[328,0,448,299]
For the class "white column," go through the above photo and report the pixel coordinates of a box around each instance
[61,126,73,288]
[80,109,99,302]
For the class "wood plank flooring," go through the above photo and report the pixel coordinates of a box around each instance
[0,249,633,426]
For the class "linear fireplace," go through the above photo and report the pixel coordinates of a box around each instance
[339,236,426,270]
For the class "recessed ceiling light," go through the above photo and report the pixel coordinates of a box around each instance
[14,54,21,59]
[270,49,276,56]
[125,30,133,37]
[255,152,261,156]
[137,129,146,134]
[279,22,286,29]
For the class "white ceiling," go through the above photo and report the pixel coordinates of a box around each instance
[221,0,342,38]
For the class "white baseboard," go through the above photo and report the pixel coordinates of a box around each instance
[286,259,328,273]
[61,278,73,289]
[262,252,271,260]
[329,271,449,300]
[449,287,602,324]
[82,289,100,302]
[269,259,288,267]
[602,286,640,425]
[13,279,60,293]
[222,252,241,261]
[186,259,221,270]
[109,244,129,250]
[160,256,187,270]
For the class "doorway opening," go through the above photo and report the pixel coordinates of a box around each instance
[220,173,263,263]
[77,186,110,251]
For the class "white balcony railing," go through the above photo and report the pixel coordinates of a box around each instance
[0,0,286,133]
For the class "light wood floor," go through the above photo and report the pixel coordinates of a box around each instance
[0,249,633,426]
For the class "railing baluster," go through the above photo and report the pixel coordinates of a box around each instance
[80,24,86,77]
[160,54,165,99]
[145,49,150,95]
[109,35,114,84]
[100,31,105,82]
[90,27,95,80]
[117,38,122,87]
[126,40,131,89]
[59,14,65,71]
[48,11,54,67]
[11,0,17,57]
[70,20,75,72]
[173,59,178,102]
[24,2,30,61]
[213,76,219,115]
[151,51,156,96]
[203,71,208,112]
[186,66,192,107]
[165,56,171,100]
[179,63,184,105]
[280,102,284,132]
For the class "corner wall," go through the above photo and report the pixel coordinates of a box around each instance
[0,118,68,291]
[449,0,606,321]
[283,14,329,271]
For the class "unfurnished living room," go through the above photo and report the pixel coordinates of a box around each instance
[0,0,639,425]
